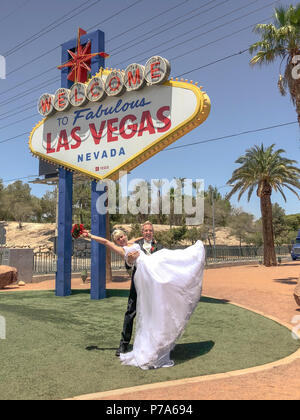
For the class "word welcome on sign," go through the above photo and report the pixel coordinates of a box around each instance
[38,56,170,117]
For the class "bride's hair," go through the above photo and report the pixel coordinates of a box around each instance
[111,229,127,243]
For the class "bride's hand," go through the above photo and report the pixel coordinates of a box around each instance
[82,229,91,238]
[127,251,140,265]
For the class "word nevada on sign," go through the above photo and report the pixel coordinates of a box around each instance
[30,56,211,181]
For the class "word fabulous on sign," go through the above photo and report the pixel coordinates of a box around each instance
[30,55,211,181]
[38,56,170,117]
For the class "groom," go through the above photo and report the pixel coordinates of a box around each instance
[115,221,163,356]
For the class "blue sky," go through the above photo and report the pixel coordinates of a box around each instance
[0,0,299,219]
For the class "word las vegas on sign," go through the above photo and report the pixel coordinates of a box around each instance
[29,55,211,181]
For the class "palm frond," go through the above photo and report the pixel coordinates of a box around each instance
[226,143,300,204]
[250,50,276,66]
[247,184,256,201]
[249,3,300,101]
[226,181,245,200]
[280,183,300,199]
[276,184,287,202]
[274,6,289,27]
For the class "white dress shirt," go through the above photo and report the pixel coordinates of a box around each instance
[142,240,152,255]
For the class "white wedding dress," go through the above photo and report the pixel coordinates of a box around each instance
[119,240,205,370]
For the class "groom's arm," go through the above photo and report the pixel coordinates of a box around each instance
[125,239,142,268]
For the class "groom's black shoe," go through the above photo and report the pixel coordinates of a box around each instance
[115,343,128,356]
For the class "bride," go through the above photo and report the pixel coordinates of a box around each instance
[82,228,205,370]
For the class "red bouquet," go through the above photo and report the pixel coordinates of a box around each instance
[71,224,85,239]
[151,240,157,253]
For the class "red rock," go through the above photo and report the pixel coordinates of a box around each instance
[294,277,300,307]
[0,265,18,289]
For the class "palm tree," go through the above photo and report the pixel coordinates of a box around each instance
[226,144,300,266]
[249,4,300,124]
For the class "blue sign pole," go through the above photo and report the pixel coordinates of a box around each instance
[55,29,106,298]
[88,30,107,300]
[91,181,106,300]
[55,167,73,297]
[55,38,74,297]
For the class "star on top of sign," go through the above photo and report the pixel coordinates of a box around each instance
[57,28,109,83]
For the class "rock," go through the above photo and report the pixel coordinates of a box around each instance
[0,265,18,289]
[294,278,300,307]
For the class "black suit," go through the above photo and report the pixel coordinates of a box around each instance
[119,238,163,347]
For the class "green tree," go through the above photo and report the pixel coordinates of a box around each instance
[249,4,300,124]
[205,186,232,227]
[184,226,207,245]
[285,213,300,231]
[228,208,255,247]
[245,230,264,248]
[128,180,150,224]
[226,144,300,266]
[128,223,141,239]
[72,181,91,228]
[283,212,300,247]
[155,226,187,249]
[272,203,290,245]
[3,181,35,227]
[30,196,43,223]
[204,186,232,246]
[40,190,57,222]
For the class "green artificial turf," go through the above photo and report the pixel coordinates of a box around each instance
[0,290,298,400]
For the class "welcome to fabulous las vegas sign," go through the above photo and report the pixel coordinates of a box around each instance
[29,54,211,181]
